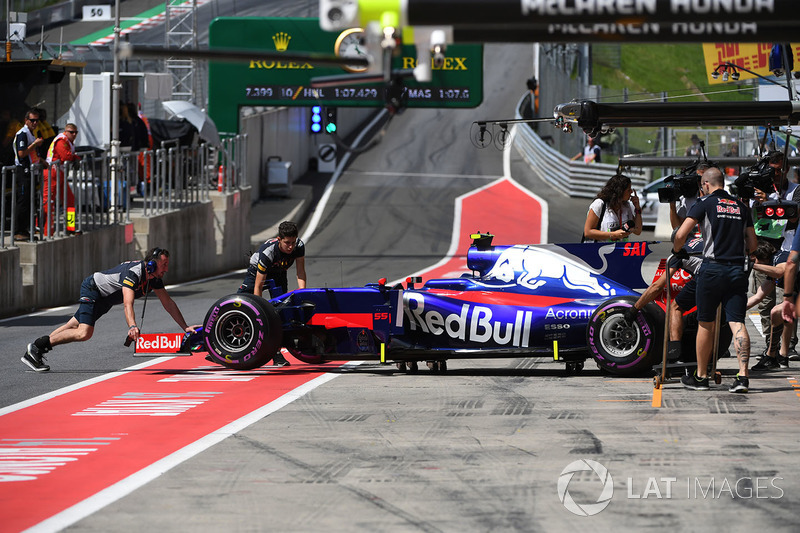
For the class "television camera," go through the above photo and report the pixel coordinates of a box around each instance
[733,157,777,199]
[658,162,703,203]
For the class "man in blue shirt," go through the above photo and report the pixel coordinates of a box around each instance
[673,167,757,393]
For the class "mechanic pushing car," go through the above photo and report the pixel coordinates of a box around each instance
[672,167,757,393]
[21,247,200,372]
[237,220,307,367]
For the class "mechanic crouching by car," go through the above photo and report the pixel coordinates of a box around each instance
[237,220,307,367]
[673,167,757,393]
[21,247,200,372]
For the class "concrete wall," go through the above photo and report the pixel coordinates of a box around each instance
[0,187,251,318]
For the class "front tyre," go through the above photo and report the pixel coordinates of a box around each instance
[587,296,664,376]
[203,294,282,370]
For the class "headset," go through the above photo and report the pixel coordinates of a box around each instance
[145,247,164,274]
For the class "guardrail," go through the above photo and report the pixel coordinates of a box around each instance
[1,134,247,249]
[513,95,648,197]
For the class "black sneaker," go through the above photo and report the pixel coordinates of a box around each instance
[728,374,749,393]
[751,356,780,371]
[21,343,50,372]
[788,348,800,362]
[777,356,789,369]
[681,372,710,391]
[272,353,290,367]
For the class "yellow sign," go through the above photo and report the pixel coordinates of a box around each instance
[703,43,800,84]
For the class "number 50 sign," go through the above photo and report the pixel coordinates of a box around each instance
[82,5,113,21]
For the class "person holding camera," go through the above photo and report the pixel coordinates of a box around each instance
[673,167,757,393]
[748,151,800,359]
[582,173,642,242]
[21,248,199,372]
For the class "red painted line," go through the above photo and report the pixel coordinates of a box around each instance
[0,354,343,532]
[418,178,543,281]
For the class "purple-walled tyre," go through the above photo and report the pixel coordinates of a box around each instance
[203,294,282,370]
[586,296,664,376]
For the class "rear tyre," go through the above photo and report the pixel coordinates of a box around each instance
[203,294,282,370]
[587,296,664,376]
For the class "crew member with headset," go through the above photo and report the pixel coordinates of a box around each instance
[21,247,199,372]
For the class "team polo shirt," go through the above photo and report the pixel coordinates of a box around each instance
[91,261,165,306]
[687,189,753,263]
[242,238,305,290]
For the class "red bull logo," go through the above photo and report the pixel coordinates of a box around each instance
[135,333,184,353]
[404,293,533,347]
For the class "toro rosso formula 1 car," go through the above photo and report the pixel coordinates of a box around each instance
[198,234,708,376]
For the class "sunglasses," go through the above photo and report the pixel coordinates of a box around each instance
[27,118,39,123]
[66,130,78,134]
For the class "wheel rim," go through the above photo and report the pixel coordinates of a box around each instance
[598,315,640,358]
[215,310,255,353]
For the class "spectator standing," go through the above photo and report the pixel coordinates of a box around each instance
[571,135,601,164]
[684,134,702,157]
[13,109,44,240]
[43,123,80,236]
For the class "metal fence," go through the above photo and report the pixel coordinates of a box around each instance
[513,94,648,198]
[1,134,246,248]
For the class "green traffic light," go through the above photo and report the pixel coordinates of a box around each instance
[325,122,337,134]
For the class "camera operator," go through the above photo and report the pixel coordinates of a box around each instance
[748,151,799,358]
[668,162,709,230]
[673,167,757,393]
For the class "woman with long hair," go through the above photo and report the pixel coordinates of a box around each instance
[583,173,642,242]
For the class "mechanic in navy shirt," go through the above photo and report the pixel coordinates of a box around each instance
[239,220,307,298]
[673,167,757,393]
[21,248,199,372]
[237,221,306,367]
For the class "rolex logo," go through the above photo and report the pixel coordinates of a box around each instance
[272,32,291,52]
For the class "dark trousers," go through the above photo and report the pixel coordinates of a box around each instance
[13,167,34,235]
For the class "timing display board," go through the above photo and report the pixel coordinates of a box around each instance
[208,17,483,133]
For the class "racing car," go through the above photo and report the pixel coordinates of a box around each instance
[198,233,717,376]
